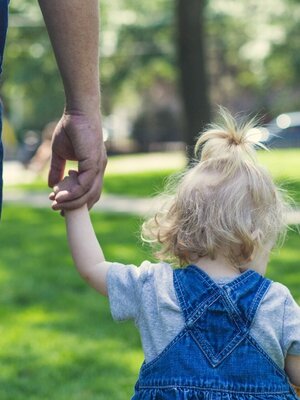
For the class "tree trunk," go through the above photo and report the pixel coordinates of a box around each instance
[176,0,211,162]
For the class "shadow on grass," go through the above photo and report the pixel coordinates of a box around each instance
[0,349,139,400]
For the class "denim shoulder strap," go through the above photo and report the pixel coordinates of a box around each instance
[173,266,271,367]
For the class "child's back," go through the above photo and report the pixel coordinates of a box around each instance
[108,261,300,399]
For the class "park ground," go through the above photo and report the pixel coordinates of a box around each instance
[0,149,299,400]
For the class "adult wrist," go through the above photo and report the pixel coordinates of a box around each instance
[65,92,101,116]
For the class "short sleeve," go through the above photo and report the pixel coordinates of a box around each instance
[106,260,152,322]
[283,291,300,356]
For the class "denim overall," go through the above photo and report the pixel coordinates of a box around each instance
[133,266,298,399]
[0,0,9,215]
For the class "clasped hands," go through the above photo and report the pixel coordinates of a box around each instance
[49,170,82,212]
[48,111,107,211]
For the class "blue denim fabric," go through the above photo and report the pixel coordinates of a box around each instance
[133,266,299,399]
[0,0,9,216]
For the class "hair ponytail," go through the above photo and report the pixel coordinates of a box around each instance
[194,108,266,178]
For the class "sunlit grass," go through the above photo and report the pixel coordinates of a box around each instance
[0,205,299,399]
[0,206,147,400]
[6,149,300,203]
[257,148,300,180]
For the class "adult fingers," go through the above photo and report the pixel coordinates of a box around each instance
[76,143,107,193]
[87,171,103,209]
[53,168,97,203]
[54,146,106,204]
[48,152,66,188]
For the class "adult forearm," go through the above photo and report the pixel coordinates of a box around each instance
[38,0,101,113]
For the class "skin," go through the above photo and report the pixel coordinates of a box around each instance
[51,171,109,295]
[38,0,107,209]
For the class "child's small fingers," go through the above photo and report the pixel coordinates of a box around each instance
[49,192,56,200]
[53,185,60,194]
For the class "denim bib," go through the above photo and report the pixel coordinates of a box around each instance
[0,0,9,216]
[133,266,298,399]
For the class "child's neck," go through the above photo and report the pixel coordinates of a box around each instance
[193,254,243,279]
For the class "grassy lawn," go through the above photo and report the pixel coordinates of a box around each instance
[0,205,299,399]
[0,207,148,400]
[6,149,300,204]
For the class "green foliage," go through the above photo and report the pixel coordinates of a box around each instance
[100,1,176,113]
[2,0,64,136]
[3,0,176,134]
[3,0,300,140]
[206,0,300,114]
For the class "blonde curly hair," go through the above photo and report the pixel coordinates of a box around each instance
[142,108,289,267]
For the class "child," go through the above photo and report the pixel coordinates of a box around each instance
[51,110,300,399]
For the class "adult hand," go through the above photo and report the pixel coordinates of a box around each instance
[48,110,107,210]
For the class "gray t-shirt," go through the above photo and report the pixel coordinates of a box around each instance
[107,261,300,369]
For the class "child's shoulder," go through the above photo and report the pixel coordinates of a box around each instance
[107,260,175,299]
[267,280,294,299]
[263,280,292,304]
[108,259,173,280]
[107,260,177,322]
[269,280,291,295]
[262,279,300,313]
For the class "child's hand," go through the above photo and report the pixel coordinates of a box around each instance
[49,170,81,211]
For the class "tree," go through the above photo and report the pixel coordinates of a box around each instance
[176,0,211,161]
[4,0,300,147]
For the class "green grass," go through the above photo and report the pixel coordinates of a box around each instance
[0,207,148,400]
[103,169,175,197]
[8,169,176,198]
[258,149,300,204]
[0,206,299,399]
[6,149,300,203]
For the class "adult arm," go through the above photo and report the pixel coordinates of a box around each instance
[38,0,107,209]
